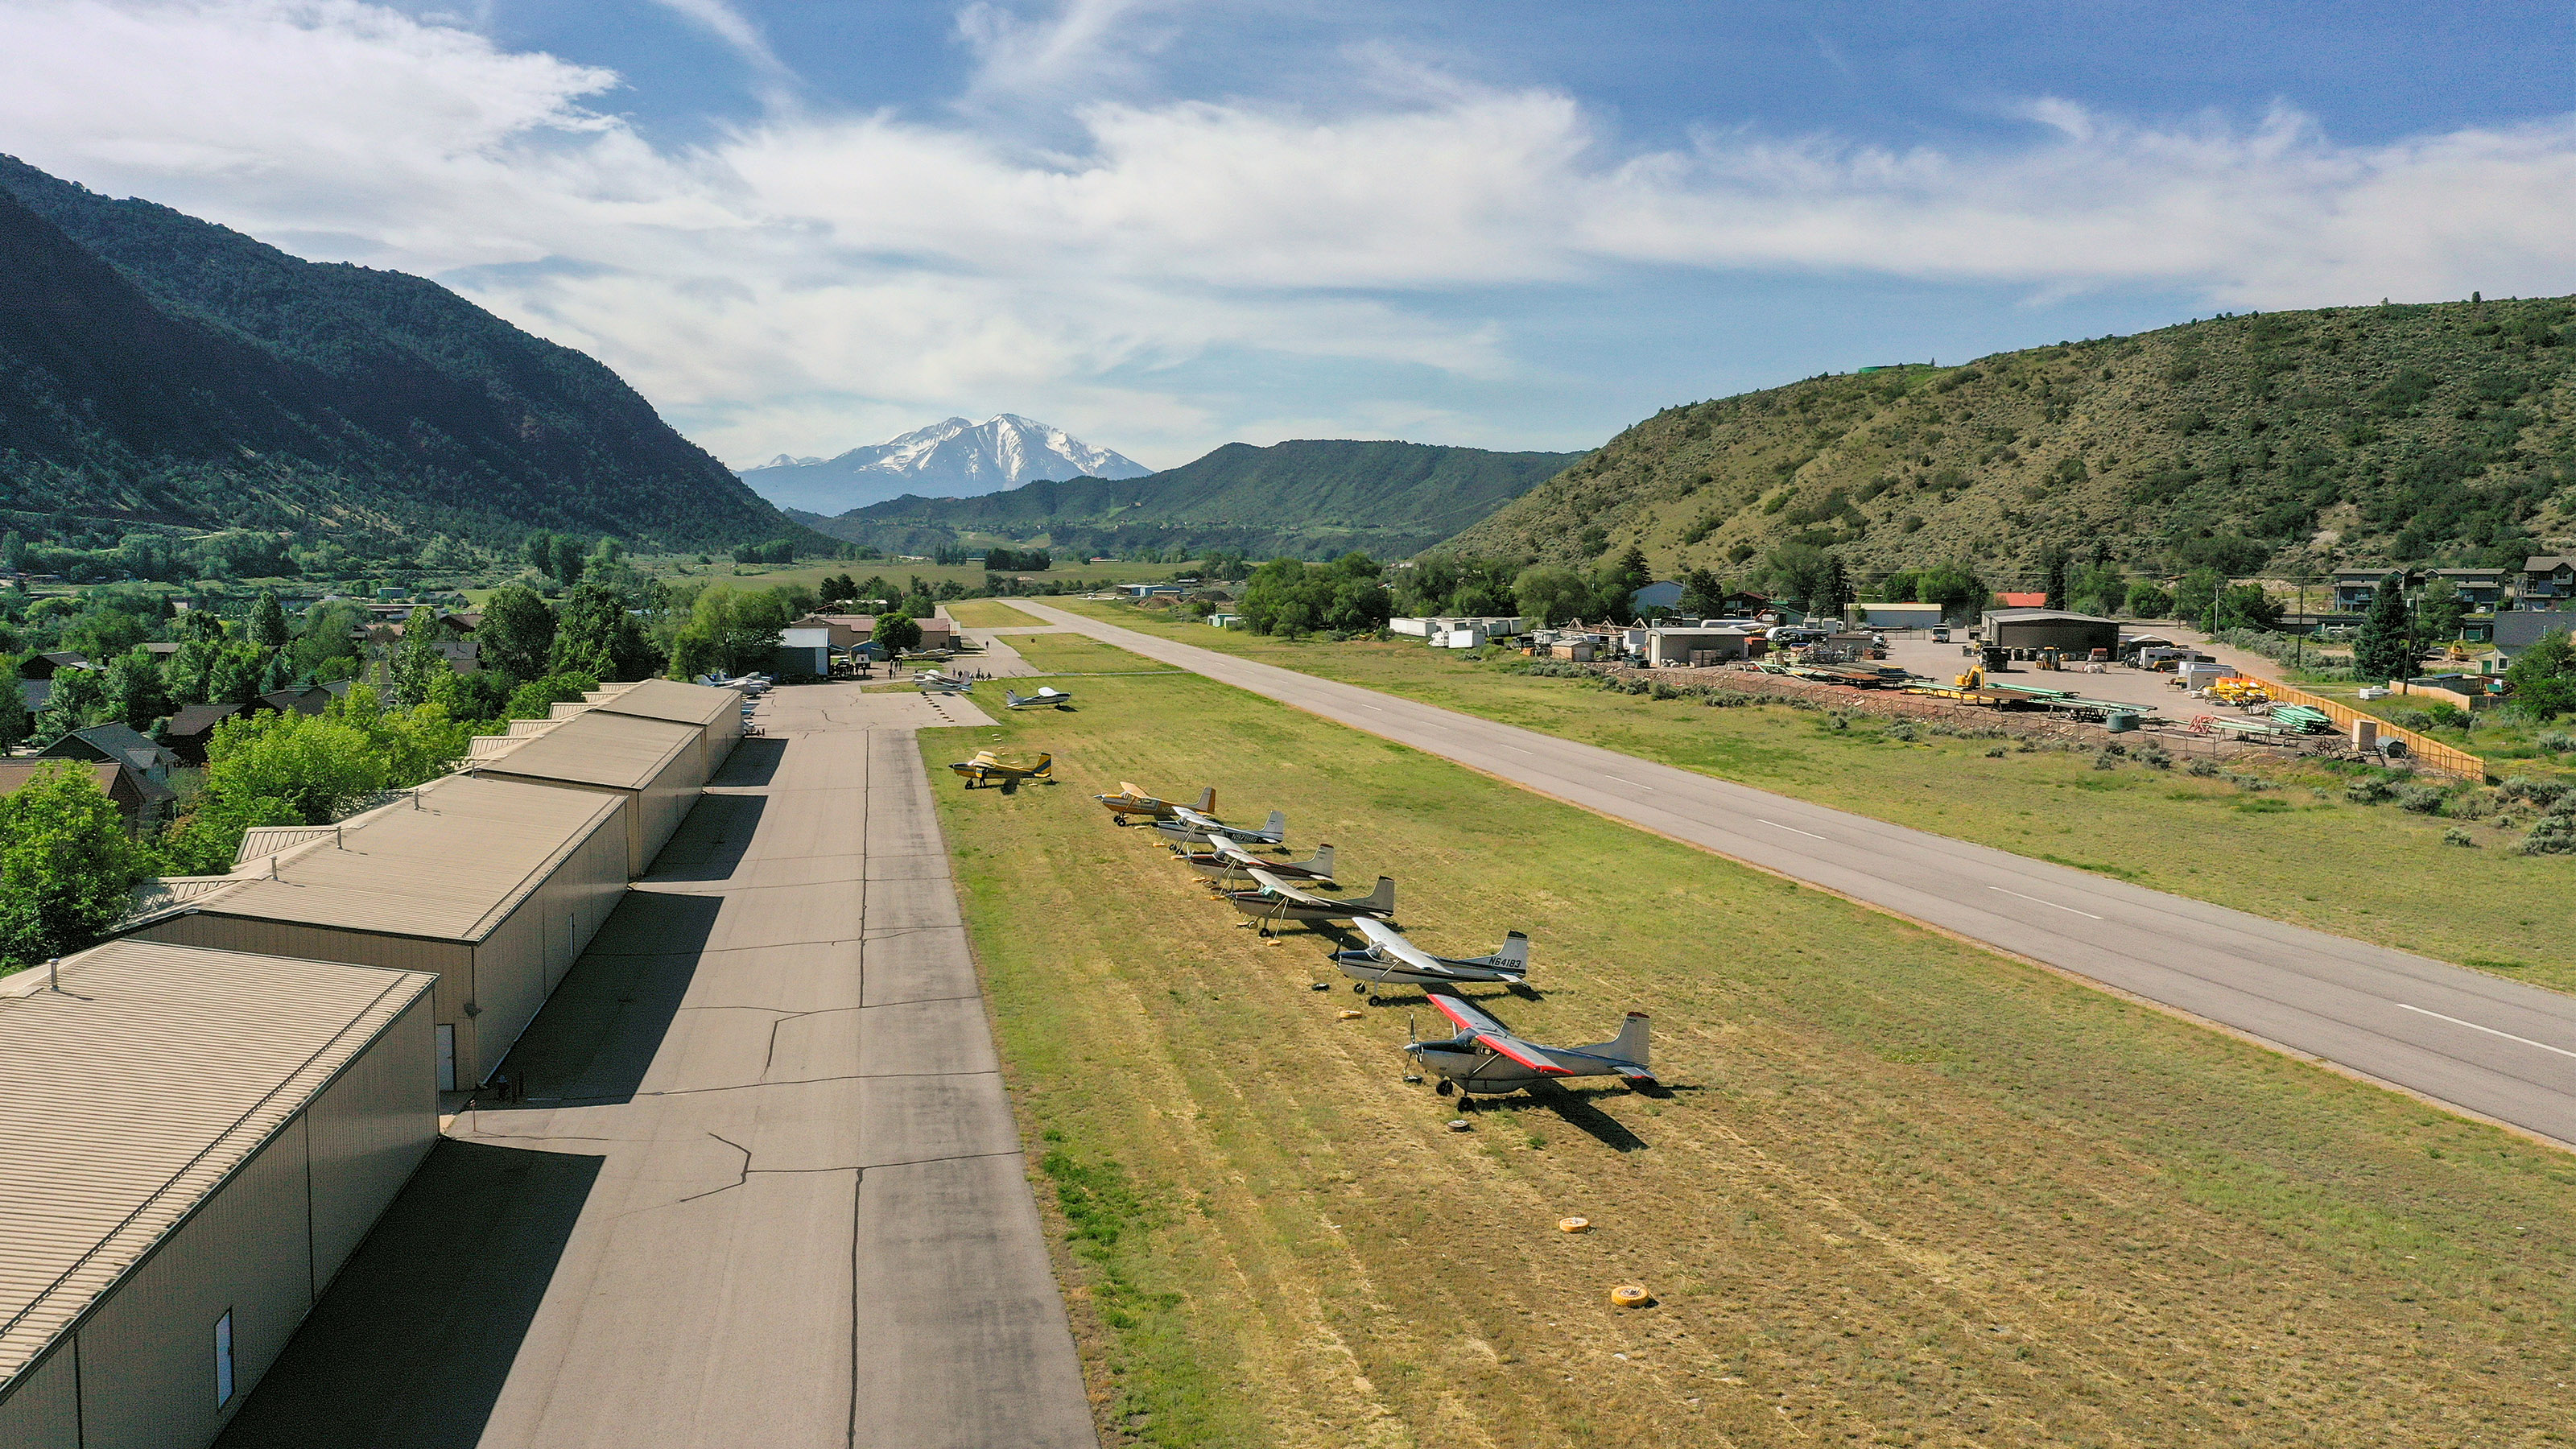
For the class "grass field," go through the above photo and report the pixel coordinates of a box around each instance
[1002,631,1185,675]
[947,599,1051,626]
[1048,602,2576,993]
[926,657,2576,1449]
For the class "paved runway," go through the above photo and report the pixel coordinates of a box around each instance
[220,683,1096,1449]
[1014,601,2576,1150]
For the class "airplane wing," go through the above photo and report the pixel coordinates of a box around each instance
[1352,917,1447,973]
[1209,836,1257,864]
[1426,989,1570,1074]
[1243,866,1335,909]
[1170,805,1223,831]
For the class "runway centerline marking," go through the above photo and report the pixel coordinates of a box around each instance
[1604,775,1647,788]
[1987,886,2103,920]
[1757,819,1828,841]
[2398,1004,2576,1063]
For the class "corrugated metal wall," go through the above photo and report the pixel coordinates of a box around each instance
[636,744,700,875]
[303,994,437,1289]
[705,706,741,776]
[466,804,629,1081]
[0,1342,79,1448]
[76,1120,312,1449]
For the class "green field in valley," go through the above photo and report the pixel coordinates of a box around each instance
[924,649,2576,1449]
[1044,601,2575,994]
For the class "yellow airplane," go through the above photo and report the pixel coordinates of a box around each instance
[1093,781,1214,821]
[949,750,1053,788]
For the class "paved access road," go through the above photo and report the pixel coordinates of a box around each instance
[1012,601,2576,1150]
[220,684,1097,1449]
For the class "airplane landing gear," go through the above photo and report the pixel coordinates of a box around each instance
[1435,1080,1455,1096]
[1352,983,1368,993]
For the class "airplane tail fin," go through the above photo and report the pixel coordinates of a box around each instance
[1488,931,1531,978]
[1578,1013,1649,1068]
[1262,810,1286,840]
[1005,690,1026,706]
[1299,843,1335,877]
[1358,875,1395,915]
[1194,786,1216,813]
[1030,753,1053,778]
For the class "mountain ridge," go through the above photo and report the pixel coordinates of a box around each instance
[1446,297,2576,586]
[737,412,1150,514]
[803,437,1584,559]
[0,154,793,550]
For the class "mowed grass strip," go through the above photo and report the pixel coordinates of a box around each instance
[1004,629,1185,676]
[1053,601,2575,991]
[927,661,2576,1449]
[947,598,1051,626]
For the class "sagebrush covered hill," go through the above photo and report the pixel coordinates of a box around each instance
[1447,298,2576,584]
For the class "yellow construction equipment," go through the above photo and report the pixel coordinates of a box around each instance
[1954,666,1984,689]
[2206,677,2272,707]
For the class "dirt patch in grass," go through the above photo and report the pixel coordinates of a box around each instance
[929,670,2576,1448]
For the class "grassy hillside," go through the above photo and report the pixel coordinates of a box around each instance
[0,155,794,552]
[1448,297,2576,586]
[802,439,1581,560]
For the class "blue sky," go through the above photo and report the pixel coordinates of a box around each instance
[2,1,2570,469]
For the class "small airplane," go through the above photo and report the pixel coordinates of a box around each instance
[901,648,956,663]
[1096,782,1214,822]
[1226,867,1394,933]
[1327,916,1528,999]
[1005,686,1074,708]
[917,671,973,694]
[948,749,1053,787]
[1406,989,1653,1098]
[1182,836,1335,886]
[1153,803,1286,847]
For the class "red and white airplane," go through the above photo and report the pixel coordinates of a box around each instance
[1406,989,1652,1098]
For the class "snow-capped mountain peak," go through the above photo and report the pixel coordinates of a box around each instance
[734,414,1150,515]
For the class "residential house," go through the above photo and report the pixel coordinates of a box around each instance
[0,758,175,828]
[1996,592,2049,609]
[40,723,179,784]
[2332,570,2398,612]
[161,700,262,766]
[2428,568,2507,610]
[2524,555,2576,607]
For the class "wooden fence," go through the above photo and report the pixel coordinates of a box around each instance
[2261,681,2488,780]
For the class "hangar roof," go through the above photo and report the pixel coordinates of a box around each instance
[0,941,434,1386]
[143,774,622,943]
[473,710,698,793]
[589,677,740,729]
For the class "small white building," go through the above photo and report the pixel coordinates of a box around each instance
[1397,615,1525,639]
[774,626,832,677]
[1848,601,1946,631]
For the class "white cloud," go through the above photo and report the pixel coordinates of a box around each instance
[0,0,2570,464]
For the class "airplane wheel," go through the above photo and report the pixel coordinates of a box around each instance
[1367,996,1382,1006]
[1435,1080,1455,1097]
[1352,983,1367,993]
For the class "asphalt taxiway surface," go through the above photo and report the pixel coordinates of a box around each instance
[220,683,1096,1449]
[1013,601,2576,1150]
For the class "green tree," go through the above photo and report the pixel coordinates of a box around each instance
[1818,554,1852,620]
[287,599,368,682]
[0,762,147,971]
[1763,543,1833,612]
[35,666,107,738]
[477,584,557,683]
[2172,567,2226,624]
[390,607,450,707]
[2352,576,2415,683]
[2417,577,2467,642]
[2211,584,2284,632]
[0,677,30,749]
[1594,544,1653,620]
[101,647,171,730]
[550,582,659,681]
[504,671,601,721]
[2125,580,2174,618]
[2504,630,2576,720]
[873,612,924,653]
[1675,567,1730,618]
[552,536,588,588]
[668,586,792,675]
[1914,564,1987,622]
[248,588,291,649]
[2042,548,2070,611]
[525,530,558,577]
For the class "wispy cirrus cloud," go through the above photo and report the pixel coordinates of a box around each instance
[0,0,2569,463]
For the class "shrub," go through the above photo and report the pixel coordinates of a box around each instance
[2500,777,2574,809]
[2389,709,2434,732]
[1986,746,2008,758]
[2443,827,2478,848]
[2394,783,2448,814]
[2346,777,2397,804]
[2187,759,2219,778]
[2091,751,2119,770]
[2518,815,2576,855]
[2538,729,2576,753]
[1886,722,1919,741]
[2138,743,2174,770]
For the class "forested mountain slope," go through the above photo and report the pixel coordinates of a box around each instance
[1447,298,2576,585]
[803,438,1583,559]
[0,155,788,550]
